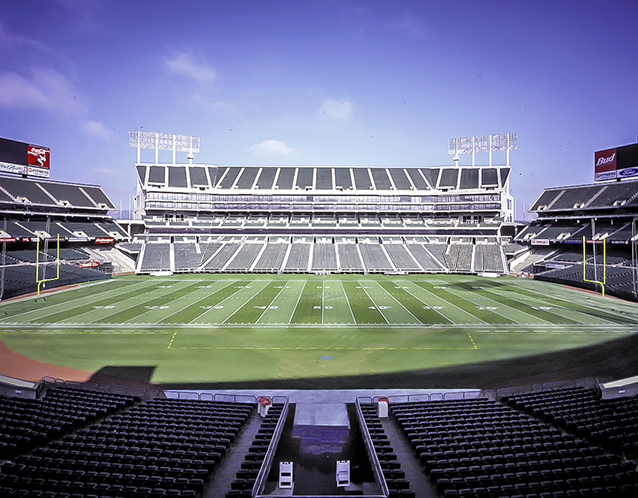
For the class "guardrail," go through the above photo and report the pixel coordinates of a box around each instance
[253,398,289,498]
[40,376,159,400]
[164,391,258,404]
[492,376,598,400]
[355,397,389,498]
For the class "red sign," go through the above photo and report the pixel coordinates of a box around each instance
[0,238,16,243]
[594,147,617,181]
[27,145,50,169]
[95,237,115,244]
[79,261,99,267]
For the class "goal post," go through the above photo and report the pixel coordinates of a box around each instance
[583,236,606,297]
[36,234,60,295]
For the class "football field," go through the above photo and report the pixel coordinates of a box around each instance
[1,273,638,388]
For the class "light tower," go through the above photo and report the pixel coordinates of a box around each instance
[448,132,517,167]
[128,131,200,164]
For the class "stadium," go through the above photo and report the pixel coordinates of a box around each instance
[1,132,638,498]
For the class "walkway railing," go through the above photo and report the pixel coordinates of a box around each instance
[253,398,289,498]
[40,376,160,400]
[355,397,389,498]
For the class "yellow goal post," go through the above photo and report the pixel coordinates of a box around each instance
[583,235,606,297]
[36,234,60,295]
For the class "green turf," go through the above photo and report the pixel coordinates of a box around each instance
[2,273,638,388]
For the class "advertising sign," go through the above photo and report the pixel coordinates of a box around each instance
[0,137,50,178]
[595,143,638,182]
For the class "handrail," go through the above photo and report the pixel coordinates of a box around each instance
[494,377,597,400]
[253,398,289,497]
[355,398,389,498]
[39,376,159,400]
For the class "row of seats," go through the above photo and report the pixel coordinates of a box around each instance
[0,387,256,497]
[138,240,505,274]
[0,388,138,460]
[503,387,638,458]
[391,397,638,497]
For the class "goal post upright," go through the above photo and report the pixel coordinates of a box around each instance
[36,233,60,295]
[583,235,606,297]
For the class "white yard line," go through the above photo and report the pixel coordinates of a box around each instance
[338,280,357,323]
[255,280,290,323]
[365,280,422,324]
[356,280,389,324]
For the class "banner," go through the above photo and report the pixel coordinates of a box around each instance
[595,143,638,182]
[531,239,549,246]
[79,261,99,267]
[0,137,50,178]
[95,237,115,244]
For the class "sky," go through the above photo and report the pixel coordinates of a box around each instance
[0,0,637,220]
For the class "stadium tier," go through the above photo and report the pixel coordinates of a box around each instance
[0,173,131,300]
[510,178,638,300]
[131,164,513,275]
[5,380,638,496]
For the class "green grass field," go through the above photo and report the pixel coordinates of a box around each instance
[2,273,638,389]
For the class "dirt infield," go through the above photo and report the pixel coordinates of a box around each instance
[0,338,93,383]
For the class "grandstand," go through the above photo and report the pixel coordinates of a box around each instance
[510,178,638,300]
[130,164,513,275]
[0,174,130,299]
[5,137,638,497]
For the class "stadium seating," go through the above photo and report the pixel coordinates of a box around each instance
[391,397,638,497]
[0,386,257,498]
[503,387,638,459]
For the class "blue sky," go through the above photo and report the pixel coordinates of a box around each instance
[0,0,636,220]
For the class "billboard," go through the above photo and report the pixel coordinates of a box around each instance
[0,137,50,178]
[595,143,638,182]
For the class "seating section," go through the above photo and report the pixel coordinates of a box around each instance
[0,262,110,300]
[447,244,472,272]
[503,387,638,459]
[284,244,310,272]
[392,397,638,497]
[359,244,393,272]
[174,243,202,272]
[337,244,364,272]
[0,387,255,498]
[133,237,509,275]
[0,387,138,460]
[311,243,338,272]
[474,244,505,273]
[139,243,171,272]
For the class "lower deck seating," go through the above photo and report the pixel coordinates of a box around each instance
[0,388,255,498]
[133,240,509,275]
[392,397,638,497]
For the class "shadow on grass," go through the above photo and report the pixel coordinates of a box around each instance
[89,366,163,392]
[162,333,638,391]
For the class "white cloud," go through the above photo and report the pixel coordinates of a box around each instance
[165,52,216,84]
[391,13,427,37]
[249,139,295,158]
[0,68,87,117]
[81,120,114,140]
[320,98,354,120]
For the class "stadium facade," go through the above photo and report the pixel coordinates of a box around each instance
[128,163,514,275]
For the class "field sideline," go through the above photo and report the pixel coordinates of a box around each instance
[1,273,638,389]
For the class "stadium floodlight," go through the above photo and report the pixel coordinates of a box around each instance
[448,132,517,167]
[128,131,200,164]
